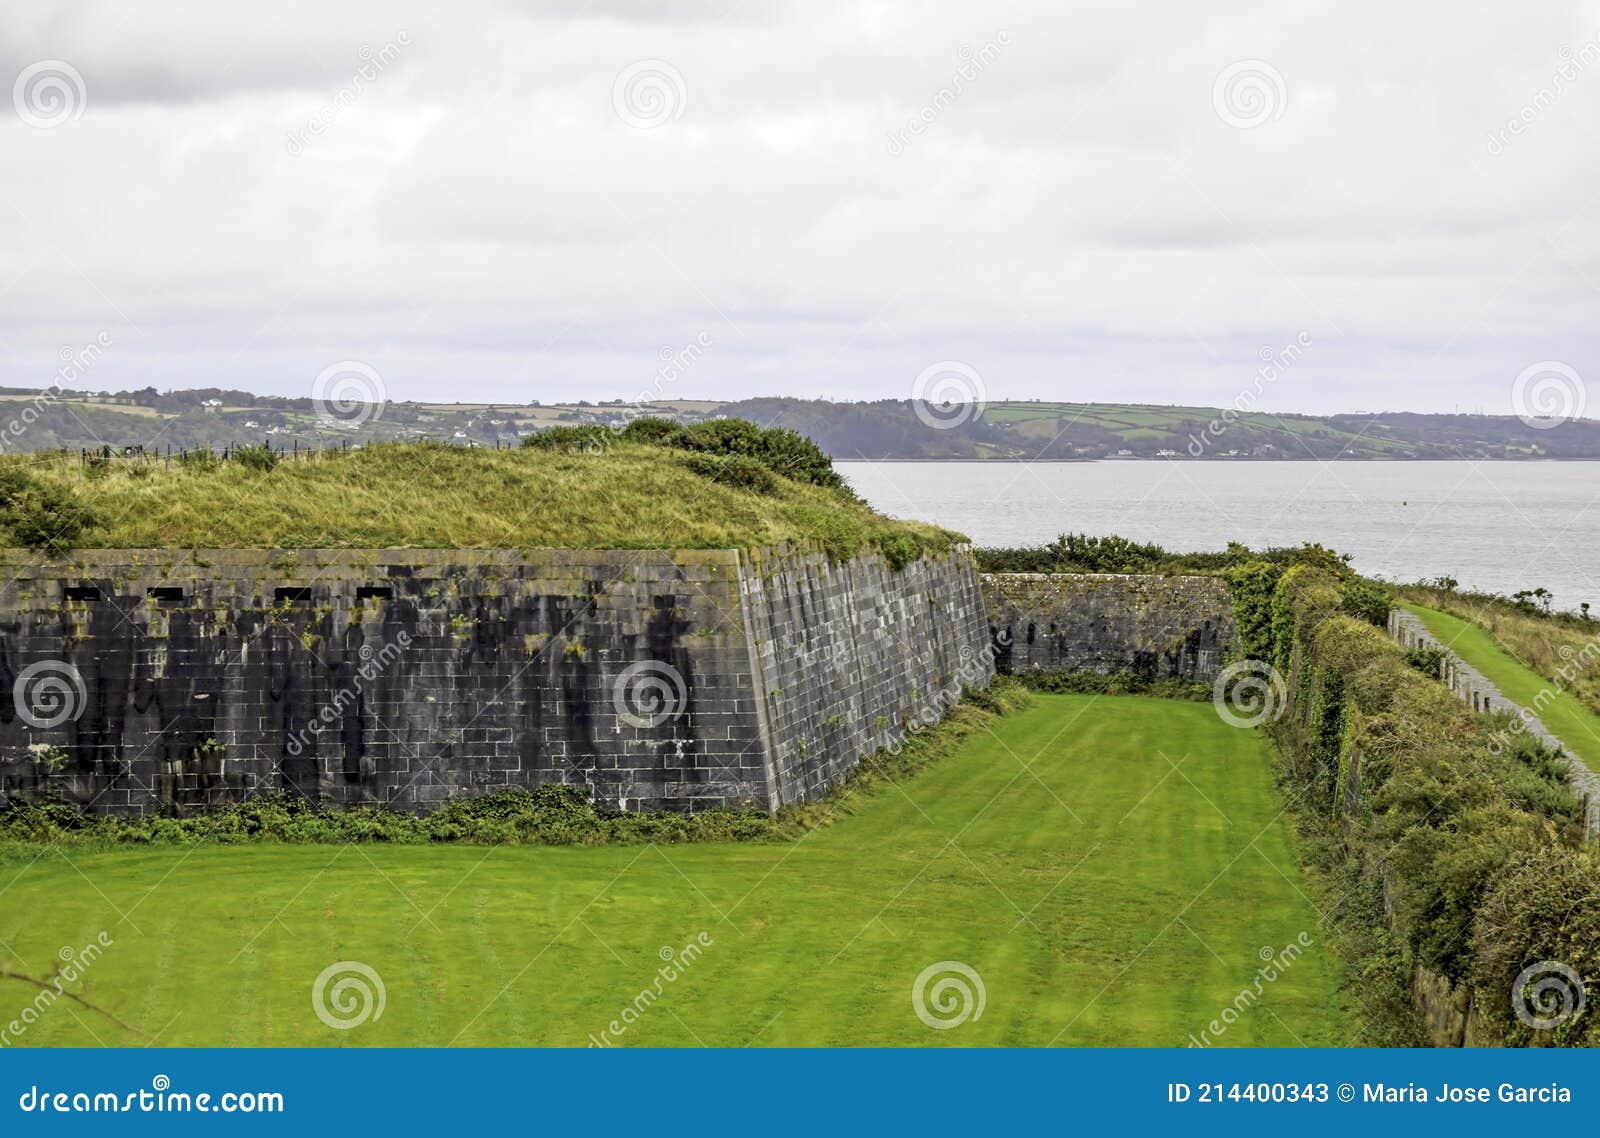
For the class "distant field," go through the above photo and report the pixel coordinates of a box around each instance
[984,403,1419,455]
[1401,602,1600,774]
[0,694,1348,1047]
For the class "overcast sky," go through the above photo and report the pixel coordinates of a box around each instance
[2,1,1598,415]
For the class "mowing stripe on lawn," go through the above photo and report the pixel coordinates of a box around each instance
[0,694,1348,1048]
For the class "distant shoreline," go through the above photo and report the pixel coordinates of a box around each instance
[832,456,1600,463]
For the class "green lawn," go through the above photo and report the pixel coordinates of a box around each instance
[0,694,1348,1047]
[1401,602,1600,774]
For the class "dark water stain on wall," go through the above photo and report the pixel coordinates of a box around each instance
[0,547,995,817]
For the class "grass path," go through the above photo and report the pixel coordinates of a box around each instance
[0,694,1347,1047]
[1401,602,1600,774]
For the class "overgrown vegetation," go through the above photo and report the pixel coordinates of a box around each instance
[0,432,957,564]
[1398,582,1600,717]
[0,467,96,554]
[1238,561,1598,1046]
[1009,670,1210,702]
[0,681,1031,850]
[974,532,1359,578]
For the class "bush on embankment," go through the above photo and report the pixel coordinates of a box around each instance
[1233,559,1599,1046]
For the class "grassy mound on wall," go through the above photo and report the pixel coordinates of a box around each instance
[0,437,958,561]
[1234,559,1598,1047]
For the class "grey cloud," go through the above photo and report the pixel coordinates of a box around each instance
[0,0,1595,417]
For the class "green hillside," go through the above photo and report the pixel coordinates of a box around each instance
[8,385,1600,461]
[0,441,956,557]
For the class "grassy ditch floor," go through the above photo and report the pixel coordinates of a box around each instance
[1401,602,1600,774]
[0,694,1347,1047]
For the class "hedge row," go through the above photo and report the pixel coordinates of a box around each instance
[1233,559,1598,1046]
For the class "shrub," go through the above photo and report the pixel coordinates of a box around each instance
[1403,645,1446,676]
[618,417,684,444]
[673,419,844,491]
[179,447,221,473]
[521,425,611,454]
[0,470,96,553]
[681,453,778,495]
[1338,577,1391,627]
[230,444,280,472]
[1471,846,1600,1046]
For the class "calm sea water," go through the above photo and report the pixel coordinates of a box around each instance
[837,460,1600,613]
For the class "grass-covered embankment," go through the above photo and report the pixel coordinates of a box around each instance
[0,692,1346,1047]
[0,429,957,560]
[1398,601,1600,775]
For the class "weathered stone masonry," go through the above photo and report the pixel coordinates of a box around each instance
[0,546,992,817]
[980,573,1238,683]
